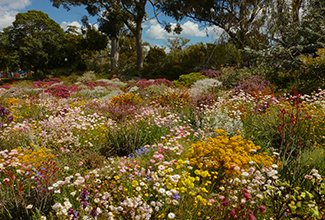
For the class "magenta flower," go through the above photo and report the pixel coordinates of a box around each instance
[248,214,257,220]
[259,205,267,213]
[243,192,251,200]
[221,200,230,207]
[230,209,237,217]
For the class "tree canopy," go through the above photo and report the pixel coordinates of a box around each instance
[156,0,272,50]
[8,10,66,73]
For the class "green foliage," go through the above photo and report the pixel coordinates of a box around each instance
[217,66,252,89]
[172,72,207,88]
[157,0,272,50]
[166,37,190,53]
[205,42,242,69]
[297,48,325,94]
[8,10,66,73]
[145,46,166,64]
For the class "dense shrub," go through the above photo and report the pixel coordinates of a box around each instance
[173,72,207,88]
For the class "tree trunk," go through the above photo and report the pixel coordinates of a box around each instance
[135,24,143,70]
[110,36,120,70]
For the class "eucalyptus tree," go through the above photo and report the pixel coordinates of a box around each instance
[156,0,273,50]
[50,0,155,70]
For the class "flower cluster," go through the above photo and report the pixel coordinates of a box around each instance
[0,105,13,128]
[185,129,274,178]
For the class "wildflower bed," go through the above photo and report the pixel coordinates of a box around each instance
[1,76,325,220]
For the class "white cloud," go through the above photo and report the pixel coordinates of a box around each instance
[61,21,82,32]
[146,20,209,40]
[0,0,31,30]
[0,10,17,29]
[0,0,31,10]
[145,20,225,41]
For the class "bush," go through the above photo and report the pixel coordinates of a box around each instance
[173,72,207,88]
[185,129,274,179]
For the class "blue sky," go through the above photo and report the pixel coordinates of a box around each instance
[0,0,223,48]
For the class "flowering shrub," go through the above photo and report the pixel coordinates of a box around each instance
[45,84,80,98]
[110,93,143,107]
[154,89,191,108]
[233,75,275,96]
[199,68,222,78]
[128,78,172,90]
[0,147,58,219]
[0,85,10,89]
[33,78,61,89]
[0,105,13,128]
[191,78,222,93]
[185,129,274,178]
[82,81,119,90]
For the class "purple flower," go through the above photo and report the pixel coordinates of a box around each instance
[68,208,80,220]
[79,188,90,200]
[173,193,180,200]
[81,201,89,209]
[90,206,99,218]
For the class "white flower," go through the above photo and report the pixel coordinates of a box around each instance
[94,198,100,203]
[166,191,173,197]
[241,172,249,177]
[158,188,166,194]
[64,166,70,170]
[271,164,278,169]
[172,200,179,205]
[168,212,175,219]
[26,204,33,209]
[158,165,165,170]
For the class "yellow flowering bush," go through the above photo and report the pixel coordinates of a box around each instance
[185,129,274,178]
[110,93,143,106]
[1,145,55,174]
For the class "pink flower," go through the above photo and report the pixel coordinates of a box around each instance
[78,161,84,166]
[259,205,267,213]
[150,159,155,163]
[219,195,225,200]
[230,209,237,217]
[243,192,251,200]
[305,175,313,179]
[248,214,256,220]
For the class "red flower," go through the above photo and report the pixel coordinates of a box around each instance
[222,200,230,207]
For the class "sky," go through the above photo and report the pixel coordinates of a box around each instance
[0,0,224,49]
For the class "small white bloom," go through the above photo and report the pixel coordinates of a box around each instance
[168,212,175,219]
[158,188,166,194]
[26,204,33,209]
